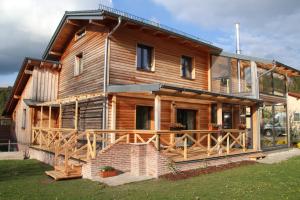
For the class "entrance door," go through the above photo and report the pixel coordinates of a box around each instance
[176,109,196,130]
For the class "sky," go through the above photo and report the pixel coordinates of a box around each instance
[0,0,300,86]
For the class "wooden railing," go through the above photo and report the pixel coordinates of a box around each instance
[32,127,248,162]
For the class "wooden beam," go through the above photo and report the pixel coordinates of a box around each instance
[49,51,62,56]
[66,19,81,27]
[24,70,33,75]
[13,95,20,99]
[89,20,105,27]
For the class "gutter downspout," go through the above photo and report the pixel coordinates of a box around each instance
[102,16,122,147]
[256,60,276,151]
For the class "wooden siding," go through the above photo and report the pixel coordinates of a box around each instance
[13,76,33,146]
[115,95,209,130]
[109,26,209,90]
[31,66,58,102]
[58,26,106,98]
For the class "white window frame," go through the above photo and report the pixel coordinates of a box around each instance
[74,52,84,76]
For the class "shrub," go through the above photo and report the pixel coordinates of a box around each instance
[99,166,115,172]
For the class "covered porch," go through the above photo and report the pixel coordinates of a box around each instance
[30,83,262,164]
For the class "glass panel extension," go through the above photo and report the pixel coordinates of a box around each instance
[261,104,287,149]
[211,55,252,97]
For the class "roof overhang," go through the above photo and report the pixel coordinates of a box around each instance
[2,58,61,116]
[108,83,263,106]
[42,6,222,60]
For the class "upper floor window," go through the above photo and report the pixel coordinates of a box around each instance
[22,109,26,129]
[181,55,194,79]
[75,28,86,41]
[137,44,153,71]
[74,53,83,76]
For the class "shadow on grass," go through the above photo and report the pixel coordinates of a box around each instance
[0,160,52,182]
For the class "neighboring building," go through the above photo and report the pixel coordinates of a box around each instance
[2,6,300,179]
[288,92,300,142]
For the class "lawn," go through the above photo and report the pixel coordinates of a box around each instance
[1,158,300,200]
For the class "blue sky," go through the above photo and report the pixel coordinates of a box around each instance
[1,0,300,86]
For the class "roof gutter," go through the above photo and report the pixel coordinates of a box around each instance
[102,16,122,132]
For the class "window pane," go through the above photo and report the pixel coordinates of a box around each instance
[181,56,192,78]
[273,73,285,96]
[136,106,151,130]
[258,68,273,95]
[137,44,152,71]
[211,104,217,124]
[137,46,142,69]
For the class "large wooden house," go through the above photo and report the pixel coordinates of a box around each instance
[3,5,300,180]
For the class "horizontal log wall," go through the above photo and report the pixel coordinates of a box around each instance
[109,26,209,90]
[59,25,106,98]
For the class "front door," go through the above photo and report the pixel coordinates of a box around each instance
[176,109,196,130]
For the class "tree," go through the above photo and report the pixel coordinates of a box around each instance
[0,87,12,114]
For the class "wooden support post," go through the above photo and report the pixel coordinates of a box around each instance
[59,103,62,129]
[183,136,188,160]
[207,133,211,156]
[217,103,222,126]
[48,106,52,129]
[126,134,130,143]
[252,104,260,151]
[154,95,161,131]
[40,106,43,128]
[74,100,78,131]
[111,95,117,143]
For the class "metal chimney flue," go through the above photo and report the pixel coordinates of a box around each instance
[235,23,241,93]
[235,23,241,54]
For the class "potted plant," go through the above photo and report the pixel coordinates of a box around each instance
[209,123,222,130]
[170,123,185,131]
[238,124,246,130]
[99,166,117,178]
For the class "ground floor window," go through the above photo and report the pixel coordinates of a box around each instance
[136,106,152,130]
[261,104,287,148]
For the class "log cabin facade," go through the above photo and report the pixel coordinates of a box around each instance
[2,5,300,179]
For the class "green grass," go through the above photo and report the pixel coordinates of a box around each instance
[1,158,300,200]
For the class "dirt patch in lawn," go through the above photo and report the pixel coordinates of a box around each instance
[160,161,257,181]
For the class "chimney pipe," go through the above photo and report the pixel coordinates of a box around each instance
[236,23,241,93]
[235,23,241,54]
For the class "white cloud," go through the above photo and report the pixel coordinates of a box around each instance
[0,0,113,74]
[153,0,300,69]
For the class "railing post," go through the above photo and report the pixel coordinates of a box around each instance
[126,134,130,143]
[184,136,188,160]
[243,132,246,152]
[217,132,222,155]
[170,133,175,147]
[134,133,137,143]
[227,134,230,154]
[207,133,211,156]
[155,134,160,151]
[92,132,97,159]
[8,139,10,152]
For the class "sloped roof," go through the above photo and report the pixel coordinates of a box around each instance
[2,58,60,116]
